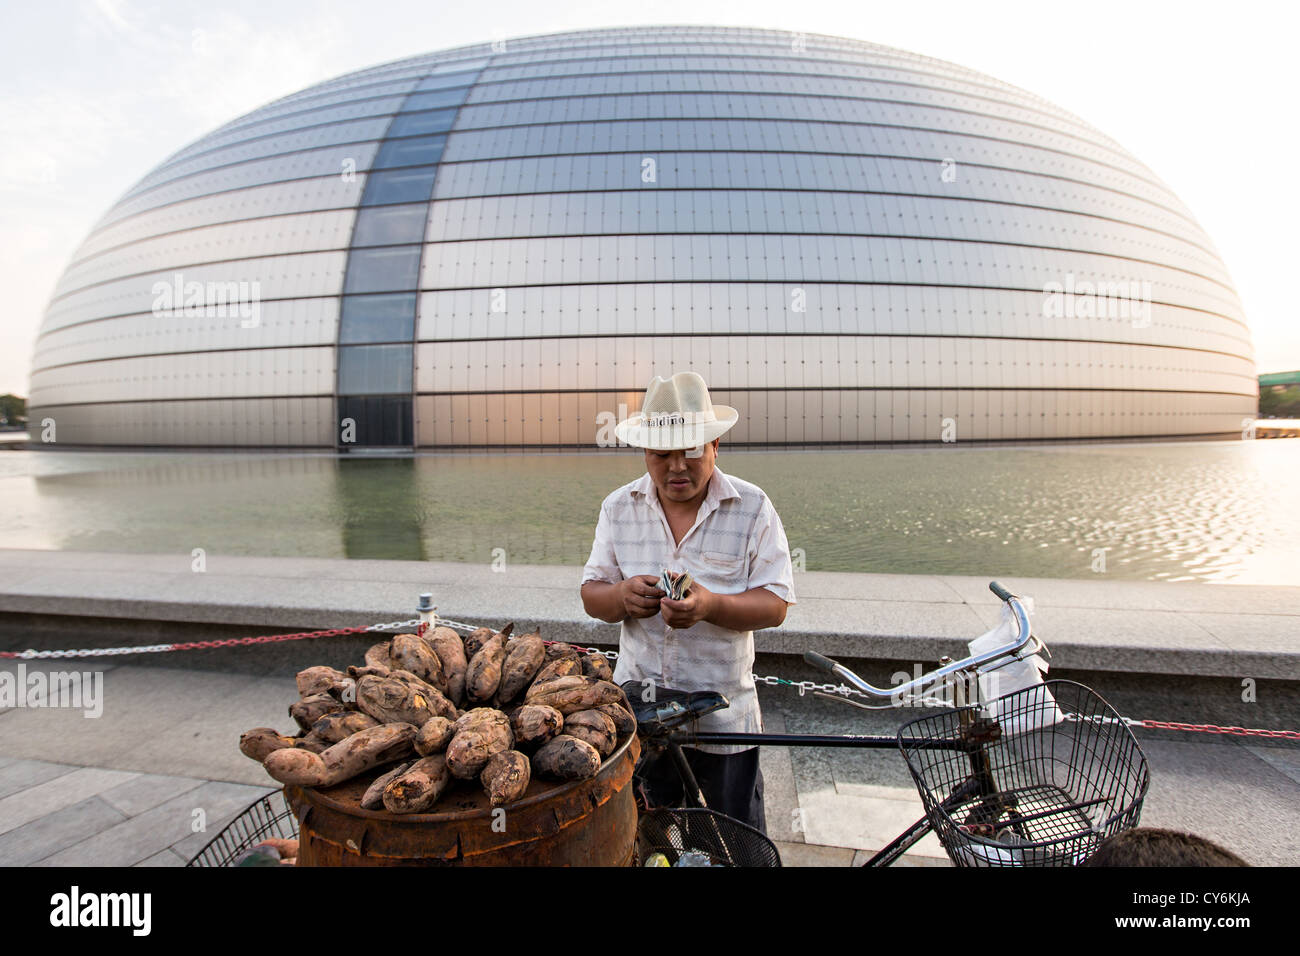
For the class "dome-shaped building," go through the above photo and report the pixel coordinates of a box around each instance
[28,25,1255,447]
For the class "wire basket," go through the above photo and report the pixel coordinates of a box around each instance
[637,808,781,867]
[186,789,299,867]
[898,680,1149,867]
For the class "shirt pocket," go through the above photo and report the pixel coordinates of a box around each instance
[696,549,747,592]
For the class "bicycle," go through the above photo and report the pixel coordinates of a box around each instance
[630,581,1151,867]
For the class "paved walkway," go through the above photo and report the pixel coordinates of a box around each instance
[0,757,271,867]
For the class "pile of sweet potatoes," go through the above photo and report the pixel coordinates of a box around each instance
[239,623,634,813]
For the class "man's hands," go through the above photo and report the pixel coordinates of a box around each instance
[660,580,715,629]
[581,576,786,631]
[610,575,719,628]
[581,575,666,624]
[619,575,667,620]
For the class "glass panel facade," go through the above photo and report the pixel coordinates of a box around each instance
[373,135,447,169]
[28,28,1254,448]
[339,395,414,445]
[338,344,413,394]
[342,245,423,294]
[361,167,440,205]
[332,63,483,445]
[387,108,458,138]
[350,204,429,246]
[339,293,417,344]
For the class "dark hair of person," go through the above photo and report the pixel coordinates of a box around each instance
[1081,828,1249,867]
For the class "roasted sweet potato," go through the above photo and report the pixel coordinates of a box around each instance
[497,631,546,704]
[481,751,530,807]
[562,709,617,757]
[355,675,437,726]
[464,623,512,659]
[595,702,636,738]
[289,694,346,732]
[463,627,493,660]
[544,641,580,662]
[361,760,413,810]
[296,666,349,697]
[262,722,416,787]
[581,652,614,682]
[531,735,601,781]
[415,716,456,755]
[383,755,453,813]
[446,711,514,780]
[347,664,390,680]
[364,641,393,670]
[391,634,447,694]
[466,634,508,705]
[327,677,358,704]
[309,710,379,743]
[524,676,625,715]
[296,730,332,753]
[383,670,457,720]
[510,704,564,749]
[424,626,468,706]
[454,707,509,735]
[239,727,299,763]
[531,656,582,687]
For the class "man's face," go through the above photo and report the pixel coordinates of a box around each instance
[644,439,719,505]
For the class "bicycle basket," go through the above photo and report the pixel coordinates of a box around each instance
[186,789,298,867]
[637,808,781,867]
[898,680,1149,867]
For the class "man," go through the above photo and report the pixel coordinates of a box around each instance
[580,371,796,833]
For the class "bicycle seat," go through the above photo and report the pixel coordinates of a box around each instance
[621,681,730,735]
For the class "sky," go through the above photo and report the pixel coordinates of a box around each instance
[1,0,1295,397]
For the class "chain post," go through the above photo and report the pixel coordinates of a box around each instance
[417,592,436,637]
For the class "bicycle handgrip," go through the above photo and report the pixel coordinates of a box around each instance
[989,580,1013,602]
[804,651,838,674]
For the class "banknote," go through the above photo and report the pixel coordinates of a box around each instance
[658,568,693,600]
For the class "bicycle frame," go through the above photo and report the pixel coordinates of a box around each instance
[635,582,1038,866]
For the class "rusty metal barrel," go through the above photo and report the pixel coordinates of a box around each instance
[285,735,639,866]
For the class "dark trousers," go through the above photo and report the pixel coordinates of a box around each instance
[636,745,766,834]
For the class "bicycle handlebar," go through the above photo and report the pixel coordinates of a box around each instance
[802,580,1033,702]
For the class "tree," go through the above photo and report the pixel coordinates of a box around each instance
[1258,384,1300,419]
[0,394,26,426]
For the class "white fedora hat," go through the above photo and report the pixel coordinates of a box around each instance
[615,371,739,449]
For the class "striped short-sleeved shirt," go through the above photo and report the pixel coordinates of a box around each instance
[582,466,797,754]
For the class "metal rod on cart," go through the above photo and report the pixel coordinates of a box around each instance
[681,732,977,751]
[664,739,745,864]
[860,776,986,867]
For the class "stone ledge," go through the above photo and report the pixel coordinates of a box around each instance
[1,549,1296,680]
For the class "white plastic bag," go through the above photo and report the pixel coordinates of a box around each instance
[953,826,1026,866]
[966,598,1062,734]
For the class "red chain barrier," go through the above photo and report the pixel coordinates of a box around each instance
[0,622,407,660]
[167,625,381,652]
[1141,720,1300,740]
